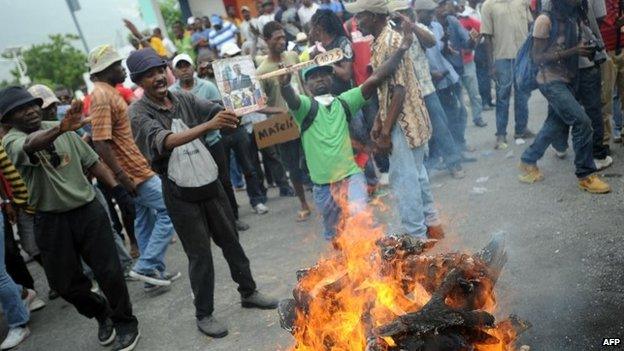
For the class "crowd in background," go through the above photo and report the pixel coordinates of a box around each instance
[0,0,622,349]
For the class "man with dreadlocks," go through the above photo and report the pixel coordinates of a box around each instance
[518,0,611,194]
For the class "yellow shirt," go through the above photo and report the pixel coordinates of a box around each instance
[149,37,168,57]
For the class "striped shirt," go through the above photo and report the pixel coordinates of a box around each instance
[208,21,238,51]
[600,0,624,52]
[0,143,35,213]
[90,82,155,185]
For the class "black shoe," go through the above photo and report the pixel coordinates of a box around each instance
[235,220,250,231]
[97,317,116,346]
[197,316,228,338]
[474,119,488,128]
[48,289,59,300]
[279,187,295,197]
[111,330,140,351]
[514,129,536,139]
[241,291,278,309]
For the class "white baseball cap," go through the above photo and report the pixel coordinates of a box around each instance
[172,53,194,68]
[186,16,196,25]
[220,42,242,57]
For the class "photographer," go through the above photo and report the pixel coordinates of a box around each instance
[542,0,612,169]
[518,0,610,194]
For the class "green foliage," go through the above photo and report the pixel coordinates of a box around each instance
[7,34,87,90]
[159,0,182,37]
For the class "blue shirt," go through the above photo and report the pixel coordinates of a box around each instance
[170,77,222,146]
[426,21,460,90]
[437,16,471,73]
[191,29,210,45]
[208,21,238,51]
[318,1,342,13]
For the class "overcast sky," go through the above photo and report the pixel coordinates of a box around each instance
[0,0,149,81]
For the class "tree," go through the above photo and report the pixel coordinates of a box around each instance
[6,34,87,91]
[159,0,182,37]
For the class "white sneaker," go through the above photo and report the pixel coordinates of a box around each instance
[378,172,390,186]
[1,327,30,350]
[554,150,567,159]
[23,289,45,312]
[594,156,613,171]
[253,203,269,215]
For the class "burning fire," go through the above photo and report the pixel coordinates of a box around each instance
[279,205,530,351]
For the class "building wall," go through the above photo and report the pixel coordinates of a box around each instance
[187,0,226,17]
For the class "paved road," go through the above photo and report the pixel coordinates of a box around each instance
[18,93,624,351]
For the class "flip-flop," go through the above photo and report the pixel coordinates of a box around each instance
[296,209,311,222]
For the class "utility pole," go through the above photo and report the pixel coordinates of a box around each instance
[65,0,89,53]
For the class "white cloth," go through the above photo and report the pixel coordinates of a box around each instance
[298,2,320,27]
[258,13,276,32]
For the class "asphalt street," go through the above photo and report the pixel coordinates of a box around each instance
[16,92,624,351]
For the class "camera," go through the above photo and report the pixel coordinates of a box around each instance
[582,25,607,65]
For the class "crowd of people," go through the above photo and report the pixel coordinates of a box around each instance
[0,0,622,349]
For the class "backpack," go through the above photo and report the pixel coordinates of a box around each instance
[300,97,352,134]
[514,12,558,92]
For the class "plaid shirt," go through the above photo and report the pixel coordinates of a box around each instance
[90,82,154,185]
[371,25,432,148]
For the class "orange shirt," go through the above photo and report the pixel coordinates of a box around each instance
[89,82,154,185]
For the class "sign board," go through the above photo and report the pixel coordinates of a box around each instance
[253,113,300,149]
[213,55,266,115]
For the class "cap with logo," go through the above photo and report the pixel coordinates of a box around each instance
[302,65,334,81]
[27,84,60,109]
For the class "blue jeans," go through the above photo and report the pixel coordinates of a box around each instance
[494,59,530,136]
[425,92,462,168]
[229,151,245,188]
[133,175,174,275]
[521,81,596,178]
[389,126,438,238]
[312,173,368,240]
[437,82,468,149]
[461,61,484,123]
[614,93,622,134]
[552,66,608,160]
[0,212,30,328]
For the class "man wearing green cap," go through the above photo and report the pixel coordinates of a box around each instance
[277,22,414,240]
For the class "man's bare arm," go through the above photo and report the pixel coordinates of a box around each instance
[163,110,239,151]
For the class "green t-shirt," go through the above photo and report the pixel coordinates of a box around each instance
[2,121,99,213]
[292,87,366,185]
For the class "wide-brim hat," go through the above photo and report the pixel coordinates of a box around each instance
[302,65,333,81]
[413,0,439,10]
[27,84,59,109]
[0,86,43,122]
[88,44,123,74]
[344,0,390,14]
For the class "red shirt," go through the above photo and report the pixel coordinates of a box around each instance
[600,0,624,52]
[459,16,481,63]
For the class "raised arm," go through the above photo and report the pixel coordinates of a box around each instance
[23,100,89,154]
[278,73,302,111]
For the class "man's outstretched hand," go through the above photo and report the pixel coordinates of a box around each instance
[208,110,239,130]
[60,100,90,133]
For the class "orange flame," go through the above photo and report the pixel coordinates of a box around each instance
[288,193,522,351]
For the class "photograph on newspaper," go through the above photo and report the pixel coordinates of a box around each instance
[213,55,266,115]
